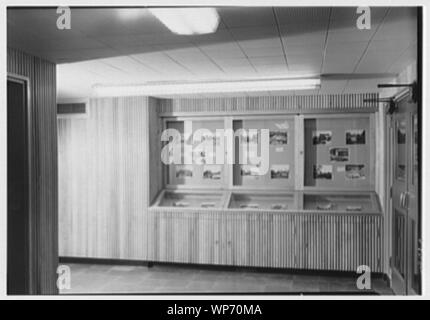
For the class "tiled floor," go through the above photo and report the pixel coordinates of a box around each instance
[60,263,393,295]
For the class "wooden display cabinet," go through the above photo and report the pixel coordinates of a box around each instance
[149,112,383,272]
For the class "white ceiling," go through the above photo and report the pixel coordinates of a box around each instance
[7,7,417,99]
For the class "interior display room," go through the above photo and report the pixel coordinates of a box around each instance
[7,6,419,294]
[58,93,388,274]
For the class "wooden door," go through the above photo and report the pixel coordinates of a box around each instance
[7,76,31,294]
[390,93,420,295]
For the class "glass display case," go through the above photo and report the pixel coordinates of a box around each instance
[156,190,225,209]
[303,115,373,190]
[164,119,225,187]
[156,114,380,213]
[303,192,380,213]
[232,117,295,189]
[228,192,297,210]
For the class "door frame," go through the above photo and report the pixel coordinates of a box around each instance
[7,73,35,294]
[387,89,416,295]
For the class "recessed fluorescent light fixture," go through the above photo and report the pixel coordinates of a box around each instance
[93,78,321,97]
[149,8,220,35]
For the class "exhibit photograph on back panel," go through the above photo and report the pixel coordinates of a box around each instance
[2,0,427,302]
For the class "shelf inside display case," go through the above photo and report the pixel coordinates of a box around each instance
[152,189,382,214]
[156,190,226,209]
[303,192,380,213]
[228,192,297,210]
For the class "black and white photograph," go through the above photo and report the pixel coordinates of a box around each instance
[240,165,261,177]
[269,130,288,145]
[313,165,333,180]
[271,203,288,210]
[312,130,332,145]
[345,164,366,180]
[3,1,427,302]
[346,129,366,145]
[203,165,222,180]
[270,165,290,179]
[329,147,349,162]
[175,165,193,178]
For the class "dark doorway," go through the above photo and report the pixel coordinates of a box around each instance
[7,76,31,294]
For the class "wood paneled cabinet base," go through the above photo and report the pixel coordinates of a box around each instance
[147,209,383,273]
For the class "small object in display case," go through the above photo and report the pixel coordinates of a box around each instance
[229,192,296,210]
[156,191,224,209]
[346,205,363,212]
[316,203,335,210]
[271,204,288,210]
[240,203,259,209]
[201,202,216,208]
[173,201,190,208]
[304,192,379,213]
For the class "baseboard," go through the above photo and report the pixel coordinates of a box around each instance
[59,256,151,267]
[59,256,387,279]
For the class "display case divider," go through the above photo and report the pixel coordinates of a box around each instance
[295,115,304,190]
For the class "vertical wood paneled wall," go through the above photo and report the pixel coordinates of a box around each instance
[7,48,58,294]
[158,93,379,115]
[147,209,383,272]
[58,92,384,274]
[58,96,161,260]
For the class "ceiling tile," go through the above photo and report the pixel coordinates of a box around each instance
[327,28,374,44]
[322,42,368,73]
[243,46,284,58]
[249,56,286,66]
[386,43,417,74]
[199,42,245,59]
[228,26,279,41]
[281,30,326,48]
[354,40,413,73]
[131,52,192,75]
[211,58,252,68]
[218,7,275,28]
[275,7,330,26]
[373,9,417,41]
[238,37,282,49]
[97,56,159,75]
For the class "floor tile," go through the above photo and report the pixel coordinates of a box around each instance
[59,263,393,295]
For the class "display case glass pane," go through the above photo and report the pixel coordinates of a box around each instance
[232,118,295,188]
[395,119,407,181]
[165,119,225,187]
[412,113,418,187]
[304,116,372,189]
[303,193,376,212]
[158,191,224,208]
[228,192,296,210]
